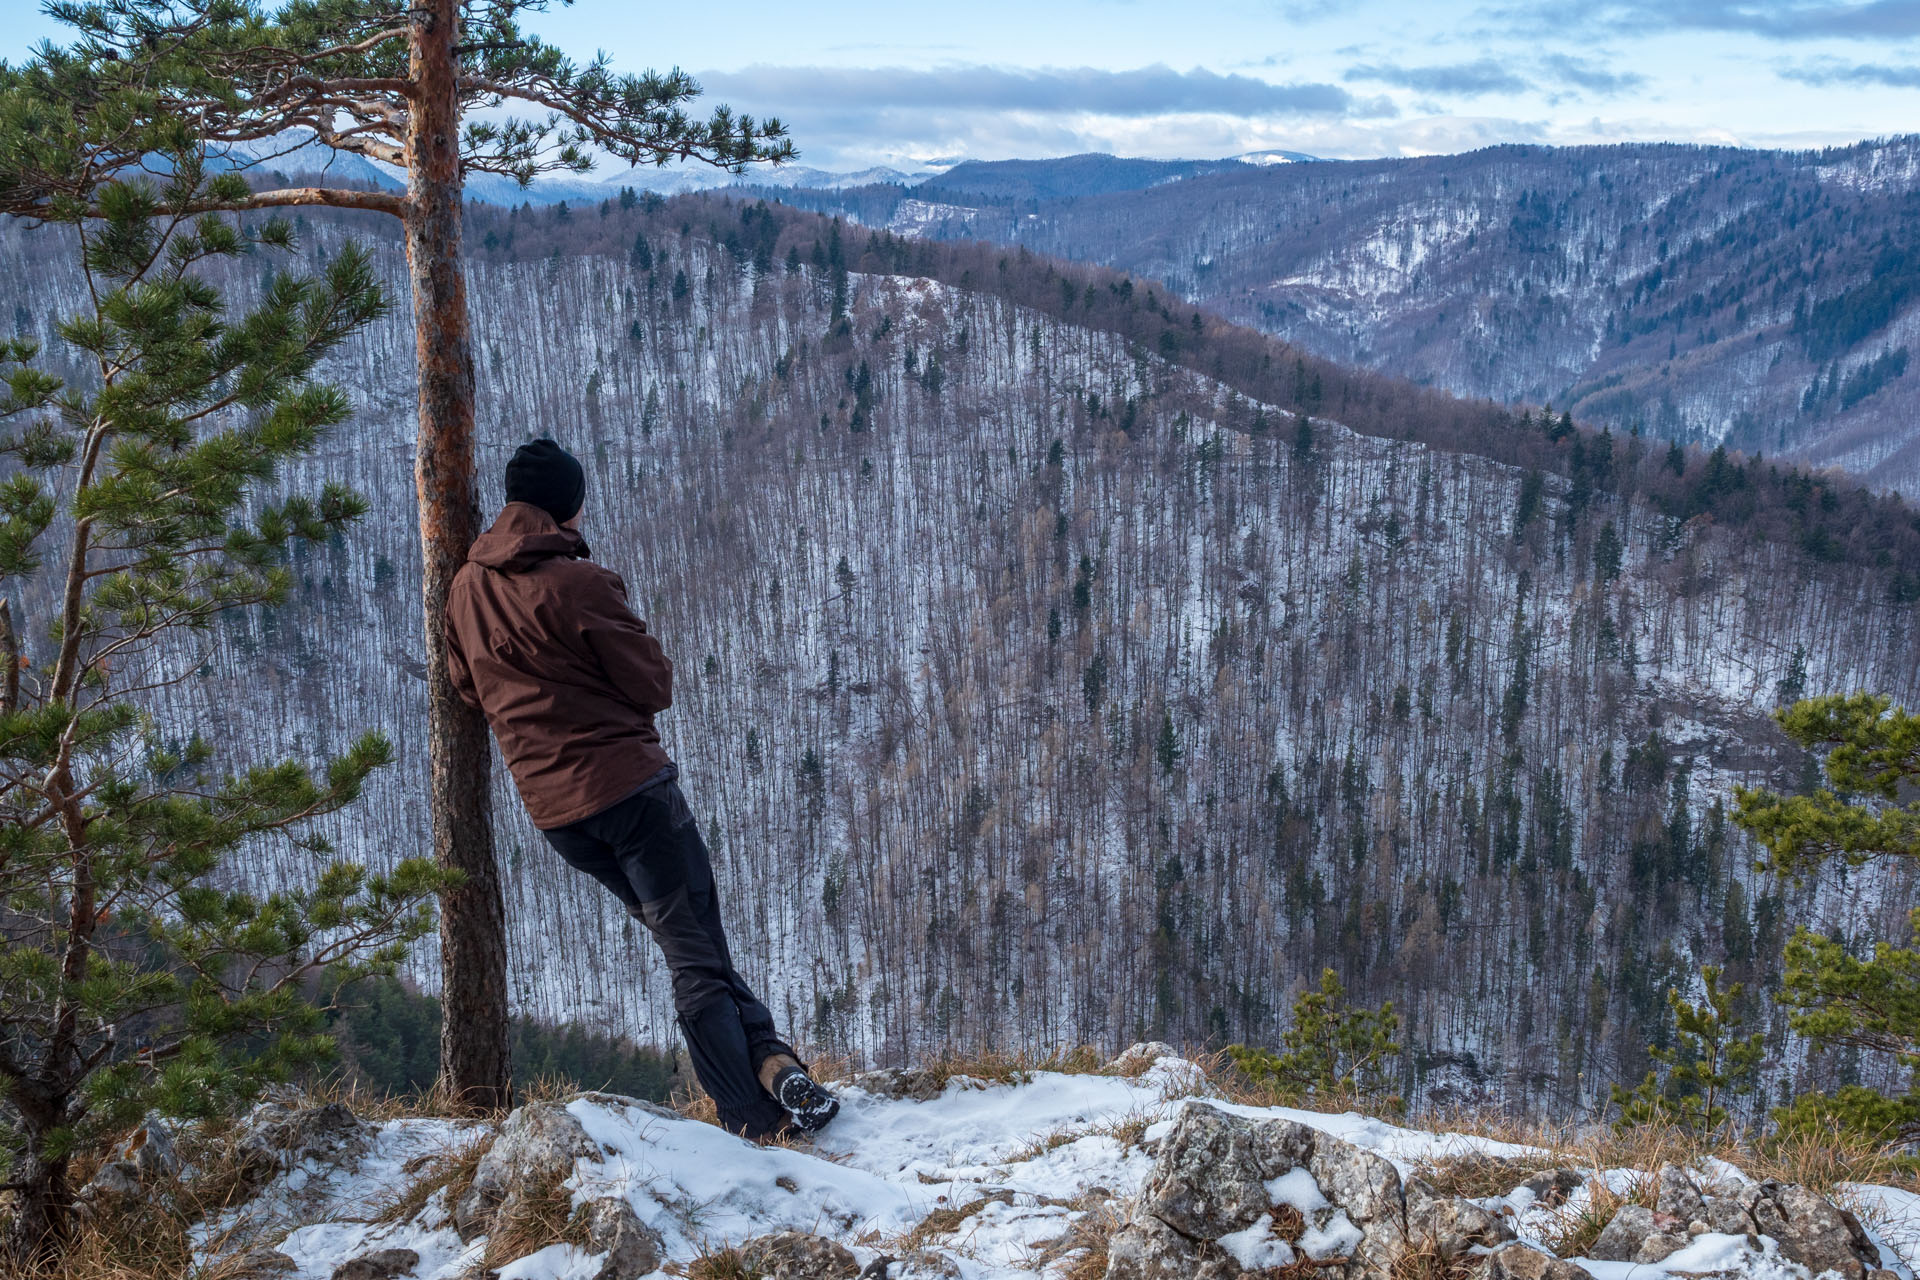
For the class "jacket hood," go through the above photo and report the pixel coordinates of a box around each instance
[469,502,591,572]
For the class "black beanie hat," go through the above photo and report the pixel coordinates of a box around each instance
[504,439,585,523]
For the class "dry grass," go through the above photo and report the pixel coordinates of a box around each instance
[1051,1196,1125,1280]
[16,1115,296,1280]
[480,1163,589,1269]
[1009,1105,1160,1164]
[369,1130,493,1226]
[904,1044,1112,1093]
[678,1245,764,1279]
[1388,1235,1480,1280]
[1197,1049,1404,1121]
[1412,1152,1570,1200]
[896,1192,1013,1252]
[294,1071,502,1124]
[1748,1120,1919,1194]
[1009,1129,1084,1163]
[1541,1169,1655,1258]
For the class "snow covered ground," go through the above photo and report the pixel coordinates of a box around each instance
[211,1054,1920,1280]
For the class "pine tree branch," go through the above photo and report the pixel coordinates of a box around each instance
[0,599,18,717]
[457,73,783,169]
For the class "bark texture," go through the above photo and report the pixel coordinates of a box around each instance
[404,0,511,1112]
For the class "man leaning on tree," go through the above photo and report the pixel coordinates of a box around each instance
[446,439,839,1140]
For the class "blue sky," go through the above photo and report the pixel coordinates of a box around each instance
[6,1,1919,169]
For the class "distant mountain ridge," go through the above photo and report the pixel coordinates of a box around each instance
[750,136,1920,499]
[217,131,1319,209]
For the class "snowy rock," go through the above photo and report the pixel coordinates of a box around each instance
[1657,1165,1753,1237]
[1521,1168,1585,1208]
[1109,1043,1182,1075]
[1136,1101,1316,1238]
[1656,1165,1708,1223]
[1107,1100,1420,1279]
[1701,1194,1756,1236]
[846,1067,951,1102]
[328,1247,419,1280]
[1737,1182,1880,1280]
[739,1229,861,1279]
[1479,1242,1592,1280]
[236,1100,373,1184]
[1405,1176,1514,1257]
[80,1111,183,1205]
[1308,1133,1411,1271]
[1104,1215,1242,1280]
[1588,1204,1687,1263]
[452,1101,598,1240]
[580,1195,663,1280]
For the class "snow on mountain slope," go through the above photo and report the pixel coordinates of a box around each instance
[2,204,1916,1114]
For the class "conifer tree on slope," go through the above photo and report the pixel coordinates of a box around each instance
[0,155,447,1264]
[1735,692,1920,1142]
[0,0,792,1110]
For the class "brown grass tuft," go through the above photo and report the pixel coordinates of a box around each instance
[1749,1120,1919,1194]
[481,1163,588,1269]
[1412,1153,1567,1201]
[1054,1197,1125,1280]
[1542,1170,1655,1259]
[898,1192,1013,1252]
[681,1245,764,1279]
[1388,1235,1480,1280]
[370,1130,492,1226]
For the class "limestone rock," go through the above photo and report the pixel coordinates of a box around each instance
[741,1230,862,1279]
[81,1112,184,1205]
[1480,1242,1593,1280]
[1588,1205,1661,1262]
[1110,1043,1182,1074]
[330,1248,419,1280]
[580,1196,663,1280]
[1521,1169,1586,1209]
[1104,1216,1240,1280]
[1405,1177,1515,1258]
[1700,1193,1755,1236]
[847,1067,950,1102]
[1632,1230,1691,1265]
[1136,1102,1315,1240]
[1655,1166,1706,1224]
[1103,1100,1422,1280]
[236,1100,372,1184]
[453,1102,597,1241]
[1738,1182,1879,1280]
[1309,1138,1411,1274]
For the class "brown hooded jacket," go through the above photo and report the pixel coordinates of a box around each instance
[446,502,674,829]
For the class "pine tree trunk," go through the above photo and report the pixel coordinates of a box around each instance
[405,0,511,1113]
[2,1080,73,1264]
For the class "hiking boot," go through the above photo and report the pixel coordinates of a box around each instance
[772,1066,841,1133]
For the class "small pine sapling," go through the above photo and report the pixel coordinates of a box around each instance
[1610,964,1763,1136]
[1227,968,1403,1108]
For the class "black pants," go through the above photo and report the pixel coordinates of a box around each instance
[542,777,796,1138]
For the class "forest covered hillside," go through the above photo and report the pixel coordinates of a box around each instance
[1,192,1915,1119]
[764,137,1920,498]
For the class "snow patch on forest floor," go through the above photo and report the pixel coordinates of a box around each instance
[208,1054,1920,1280]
